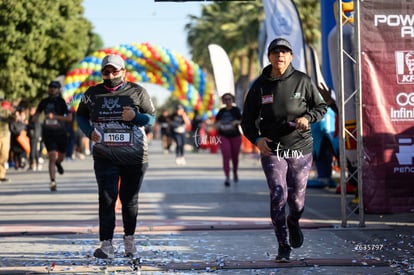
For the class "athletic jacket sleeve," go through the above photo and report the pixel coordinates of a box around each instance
[241,83,262,145]
[302,80,328,124]
[132,85,156,127]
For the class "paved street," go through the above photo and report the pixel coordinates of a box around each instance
[0,140,413,274]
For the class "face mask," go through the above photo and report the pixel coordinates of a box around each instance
[103,77,123,88]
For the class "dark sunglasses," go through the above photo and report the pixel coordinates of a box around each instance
[101,69,123,76]
[272,47,291,54]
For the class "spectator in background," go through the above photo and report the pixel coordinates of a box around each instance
[156,109,171,154]
[0,96,13,182]
[74,127,87,160]
[27,106,42,171]
[71,112,90,160]
[169,105,191,165]
[9,106,29,170]
[144,125,153,145]
[191,109,203,152]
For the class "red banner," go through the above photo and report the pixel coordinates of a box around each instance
[361,0,414,213]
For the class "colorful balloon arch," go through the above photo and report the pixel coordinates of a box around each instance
[62,42,217,117]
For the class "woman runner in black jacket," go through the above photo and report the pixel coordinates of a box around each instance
[241,38,327,262]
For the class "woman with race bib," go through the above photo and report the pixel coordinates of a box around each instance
[76,54,155,259]
[214,93,242,187]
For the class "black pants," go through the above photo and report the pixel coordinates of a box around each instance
[94,157,148,241]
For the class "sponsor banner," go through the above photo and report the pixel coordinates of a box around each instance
[361,0,414,213]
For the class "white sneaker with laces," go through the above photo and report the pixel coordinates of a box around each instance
[124,235,137,257]
[94,240,114,259]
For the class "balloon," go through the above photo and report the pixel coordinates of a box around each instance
[62,43,216,116]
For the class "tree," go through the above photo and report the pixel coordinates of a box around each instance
[185,2,264,83]
[0,0,96,102]
[185,0,320,87]
[86,31,104,57]
[294,0,320,46]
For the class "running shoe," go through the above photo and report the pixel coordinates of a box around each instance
[49,181,57,192]
[94,240,114,259]
[287,215,304,248]
[124,235,137,257]
[55,161,64,175]
[275,244,291,262]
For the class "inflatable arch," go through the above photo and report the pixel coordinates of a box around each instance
[62,43,216,117]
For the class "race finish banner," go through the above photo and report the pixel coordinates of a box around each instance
[360,0,414,213]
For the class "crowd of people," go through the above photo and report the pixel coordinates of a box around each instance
[153,102,241,173]
[0,81,91,187]
[0,79,243,186]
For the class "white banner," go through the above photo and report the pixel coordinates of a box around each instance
[207,44,235,97]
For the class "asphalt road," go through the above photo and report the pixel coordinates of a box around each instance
[0,139,412,274]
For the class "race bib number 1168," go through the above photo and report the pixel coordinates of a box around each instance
[103,129,133,146]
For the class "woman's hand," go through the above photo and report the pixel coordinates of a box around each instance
[90,129,102,143]
[294,117,309,130]
[122,106,135,121]
[255,137,273,157]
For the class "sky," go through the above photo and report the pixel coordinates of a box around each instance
[82,0,205,104]
[83,0,204,58]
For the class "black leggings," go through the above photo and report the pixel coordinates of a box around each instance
[94,158,148,241]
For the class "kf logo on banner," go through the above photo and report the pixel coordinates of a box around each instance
[395,51,414,84]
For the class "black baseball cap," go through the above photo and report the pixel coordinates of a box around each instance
[267,38,293,54]
[48,81,61,88]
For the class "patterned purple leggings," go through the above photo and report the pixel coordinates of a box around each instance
[261,153,313,245]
